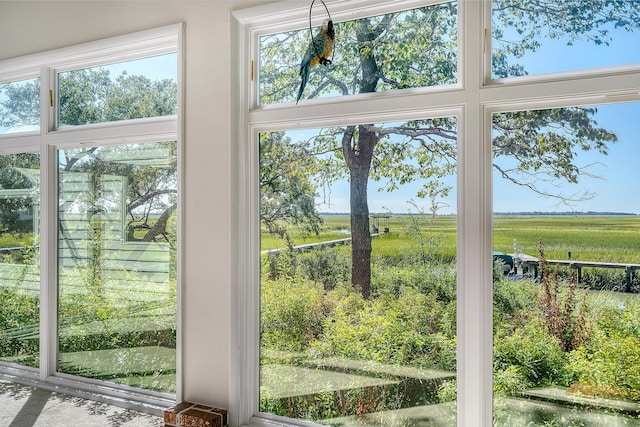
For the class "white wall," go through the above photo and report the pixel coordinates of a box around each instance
[0,0,269,413]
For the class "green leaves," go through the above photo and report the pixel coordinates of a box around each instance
[58,68,177,126]
[260,132,323,237]
[0,78,40,130]
[258,2,458,105]
[493,107,617,202]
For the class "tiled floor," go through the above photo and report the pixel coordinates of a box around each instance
[0,379,161,427]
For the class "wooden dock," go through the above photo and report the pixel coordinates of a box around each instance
[505,253,640,292]
[545,258,640,292]
[262,233,380,256]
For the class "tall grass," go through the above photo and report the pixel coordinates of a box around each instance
[262,215,640,265]
[493,216,640,263]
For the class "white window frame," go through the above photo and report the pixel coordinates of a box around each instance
[0,23,183,414]
[233,1,640,426]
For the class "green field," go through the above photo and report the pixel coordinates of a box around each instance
[262,214,640,264]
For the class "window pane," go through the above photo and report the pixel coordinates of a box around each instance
[259,119,457,425]
[259,2,458,105]
[492,1,640,79]
[57,142,177,393]
[57,53,177,127]
[492,103,640,425]
[0,152,40,367]
[0,78,40,134]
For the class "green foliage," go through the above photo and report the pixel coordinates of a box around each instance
[437,379,457,403]
[566,301,640,401]
[262,241,297,281]
[258,217,640,421]
[567,336,640,401]
[0,153,40,235]
[260,276,326,352]
[317,285,456,370]
[260,132,323,237]
[538,241,589,353]
[58,68,176,126]
[494,365,531,398]
[402,199,450,265]
[298,247,350,291]
[0,288,39,366]
[493,276,539,333]
[259,3,457,104]
[494,320,568,388]
[372,263,456,304]
[0,79,40,129]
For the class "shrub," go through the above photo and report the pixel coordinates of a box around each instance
[0,288,39,363]
[567,334,640,401]
[494,320,568,388]
[261,276,326,351]
[566,301,640,401]
[494,365,531,397]
[537,240,589,353]
[437,379,457,403]
[299,248,350,291]
[371,263,456,303]
[318,286,456,369]
[493,276,538,332]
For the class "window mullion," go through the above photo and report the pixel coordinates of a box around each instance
[459,1,494,426]
[39,66,57,381]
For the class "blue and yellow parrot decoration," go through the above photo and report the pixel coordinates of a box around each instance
[296,19,335,104]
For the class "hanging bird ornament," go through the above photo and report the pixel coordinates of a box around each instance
[296,1,335,104]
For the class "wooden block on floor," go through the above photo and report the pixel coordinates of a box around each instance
[164,401,195,426]
[163,402,228,427]
[180,408,224,427]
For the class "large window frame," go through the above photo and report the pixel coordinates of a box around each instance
[0,23,183,412]
[232,1,640,426]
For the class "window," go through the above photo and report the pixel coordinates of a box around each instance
[0,24,181,407]
[0,78,40,134]
[259,121,458,424]
[0,152,40,367]
[57,53,177,127]
[57,142,177,393]
[257,1,458,106]
[235,1,640,426]
[491,0,640,79]
[492,102,640,425]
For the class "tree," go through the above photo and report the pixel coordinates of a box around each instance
[260,132,323,238]
[258,1,637,298]
[0,80,39,130]
[0,153,40,234]
[0,67,178,243]
[58,143,178,244]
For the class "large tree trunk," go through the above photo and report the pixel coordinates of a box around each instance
[343,125,378,298]
[349,153,372,299]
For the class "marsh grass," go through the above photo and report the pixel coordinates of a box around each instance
[262,215,639,265]
[492,216,640,263]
